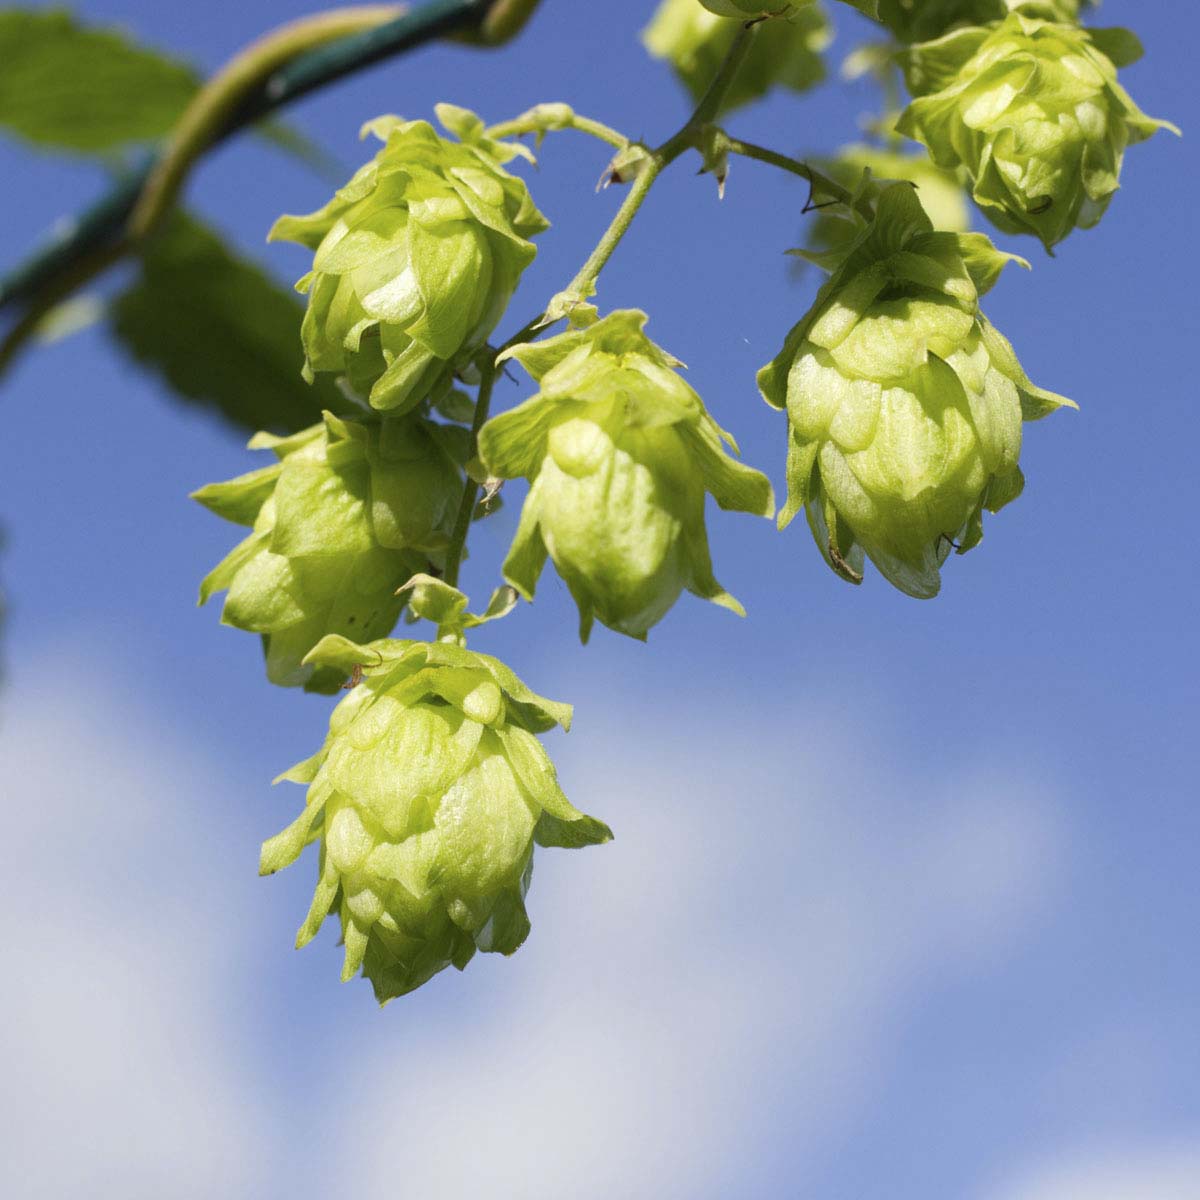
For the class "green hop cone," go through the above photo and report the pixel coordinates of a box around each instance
[194,412,462,691]
[897,13,1178,249]
[260,634,611,1003]
[759,183,1074,598]
[270,104,549,412]
[644,0,829,114]
[478,311,774,642]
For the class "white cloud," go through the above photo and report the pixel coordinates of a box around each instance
[0,662,273,1200]
[0,653,1075,1200]
[329,707,1066,1199]
[985,1146,1200,1200]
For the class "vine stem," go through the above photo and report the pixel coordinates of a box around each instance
[0,0,513,321]
[440,312,546,589]
[721,136,874,218]
[558,20,759,306]
[441,354,498,590]
[564,161,663,300]
[128,5,410,241]
[485,107,630,151]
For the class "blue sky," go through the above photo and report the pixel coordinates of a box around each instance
[0,2,1196,1197]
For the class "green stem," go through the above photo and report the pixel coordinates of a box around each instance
[0,0,493,317]
[656,21,756,165]
[557,20,759,305]
[440,312,547,589]
[486,106,630,151]
[128,5,409,241]
[722,136,874,218]
[442,352,499,590]
[564,161,662,299]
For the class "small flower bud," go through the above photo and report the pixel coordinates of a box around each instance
[260,635,611,1003]
[760,183,1074,597]
[897,14,1178,248]
[194,413,462,691]
[478,311,774,641]
[270,104,548,412]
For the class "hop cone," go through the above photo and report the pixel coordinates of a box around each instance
[260,635,611,1003]
[897,13,1177,248]
[644,0,829,115]
[759,183,1073,598]
[478,311,774,642]
[270,104,548,412]
[195,412,462,691]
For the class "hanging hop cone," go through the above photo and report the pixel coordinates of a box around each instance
[260,634,612,1004]
[897,12,1178,249]
[270,104,549,412]
[759,183,1074,598]
[194,412,463,692]
[477,311,774,642]
[644,0,829,115]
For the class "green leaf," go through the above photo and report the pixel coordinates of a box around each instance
[0,8,336,171]
[0,8,198,152]
[111,212,349,434]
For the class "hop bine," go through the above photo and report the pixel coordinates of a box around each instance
[260,633,611,1004]
[760,183,1074,598]
[478,310,774,642]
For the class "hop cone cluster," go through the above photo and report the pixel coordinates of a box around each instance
[759,183,1073,598]
[271,104,548,412]
[898,13,1177,248]
[478,310,774,641]
[195,413,462,691]
[260,635,611,1003]
[644,0,829,114]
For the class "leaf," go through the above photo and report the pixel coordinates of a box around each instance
[111,212,349,435]
[0,8,334,171]
[0,8,198,152]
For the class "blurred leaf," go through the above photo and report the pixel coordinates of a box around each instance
[0,8,198,151]
[0,8,333,172]
[111,212,347,435]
